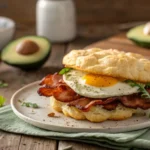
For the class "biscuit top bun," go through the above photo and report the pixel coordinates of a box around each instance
[63,48,150,83]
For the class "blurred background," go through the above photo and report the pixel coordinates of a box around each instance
[1,0,150,39]
[1,0,150,24]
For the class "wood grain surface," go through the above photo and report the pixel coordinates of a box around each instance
[19,136,57,150]
[86,32,150,58]
[1,0,150,25]
[1,30,150,150]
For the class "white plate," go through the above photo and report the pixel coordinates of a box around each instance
[11,81,150,133]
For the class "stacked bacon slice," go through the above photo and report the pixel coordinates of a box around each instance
[38,73,150,112]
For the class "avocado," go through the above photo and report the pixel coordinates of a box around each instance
[127,25,150,48]
[1,36,51,70]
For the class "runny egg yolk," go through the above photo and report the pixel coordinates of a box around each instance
[82,74,119,87]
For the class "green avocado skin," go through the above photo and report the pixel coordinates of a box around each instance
[128,38,150,48]
[127,24,150,48]
[1,36,51,70]
[3,50,51,70]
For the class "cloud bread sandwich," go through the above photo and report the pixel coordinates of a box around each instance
[38,48,150,122]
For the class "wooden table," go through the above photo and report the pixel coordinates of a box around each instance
[1,25,150,150]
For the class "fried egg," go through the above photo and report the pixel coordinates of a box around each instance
[63,69,139,98]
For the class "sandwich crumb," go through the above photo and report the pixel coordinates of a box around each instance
[48,112,60,118]
[48,112,55,117]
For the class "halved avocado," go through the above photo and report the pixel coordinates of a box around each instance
[1,35,51,70]
[127,25,150,48]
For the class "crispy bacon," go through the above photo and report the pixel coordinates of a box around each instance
[39,73,63,87]
[38,84,81,102]
[82,100,103,111]
[103,102,118,110]
[68,98,91,110]
[53,85,80,102]
[39,74,53,86]
[68,98,118,111]
[38,73,81,102]
[121,95,150,109]
[38,87,56,97]
[38,73,150,111]
[102,97,119,104]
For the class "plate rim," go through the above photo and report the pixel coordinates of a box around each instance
[11,81,150,133]
[11,81,79,132]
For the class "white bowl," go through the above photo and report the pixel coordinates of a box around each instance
[0,16,15,50]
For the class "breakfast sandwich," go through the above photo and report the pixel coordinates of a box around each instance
[38,48,150,122]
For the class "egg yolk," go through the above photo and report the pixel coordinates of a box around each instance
[82,74,119,87]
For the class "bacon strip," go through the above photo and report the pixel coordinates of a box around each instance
[68,98,91,110]
[68,98,118,111]
[82,100,103,111]
[103,102,118,110]
[38,84,81,102]
[38,87,56,97]
[53,85,80,102]
[38,73,150,111]
[39,74,53,86]
[39,73,63,87]
[121,95,150,110]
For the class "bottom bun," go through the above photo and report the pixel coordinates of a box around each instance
[50,96,136,122]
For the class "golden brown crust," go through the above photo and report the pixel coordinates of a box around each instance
[50,96,136,122]
[63,48,150,82]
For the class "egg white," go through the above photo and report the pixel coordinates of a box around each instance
[63,69,139,98]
